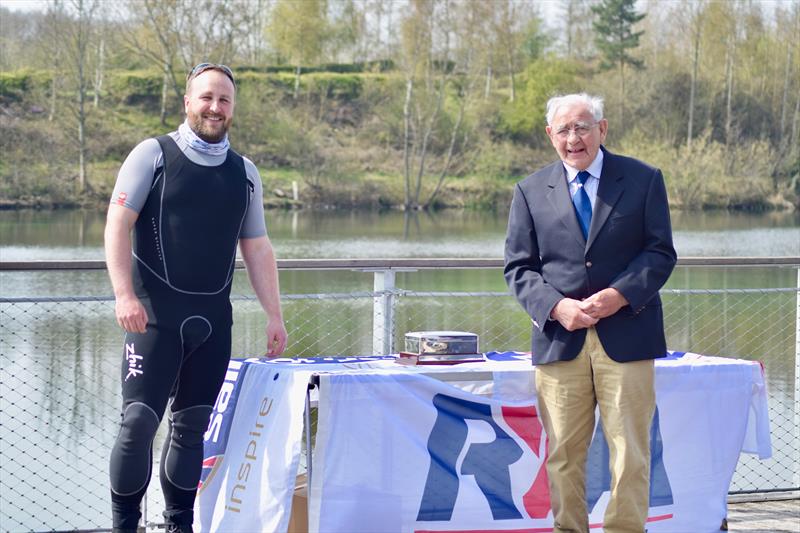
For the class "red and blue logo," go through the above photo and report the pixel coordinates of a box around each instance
[416,393,673,531]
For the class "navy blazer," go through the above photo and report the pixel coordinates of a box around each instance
[504,147,677,365]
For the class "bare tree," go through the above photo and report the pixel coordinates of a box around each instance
[178,0,244,65]
[53,0,99,194]
[399,0,479,209]
[683,0,705,149]
[562,0,595,60]
[772,1,799,188]
[115,0,245,124]
[40,1,67,122]
[723,31,736,150]
[400,0,435,208]
[114,0,190,125]
[267,0,329,99]
[778,2,799,148]
[238,0,272,65]
[92,5,107,109]
[492,0,522,102]
[426,3,481,208]
[328,0,367,63]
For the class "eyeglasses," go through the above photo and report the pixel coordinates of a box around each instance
[186,63,235,87]
[552,122,598,139]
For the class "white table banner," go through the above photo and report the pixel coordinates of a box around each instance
[309,353,770,533]
[194,359,311,532]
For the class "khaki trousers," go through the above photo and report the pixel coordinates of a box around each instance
[534,328,655,533]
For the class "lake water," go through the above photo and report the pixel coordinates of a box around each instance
[1,208,798,531]
[1,208,799,263]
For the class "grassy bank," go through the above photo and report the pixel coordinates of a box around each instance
[1,68,797,211]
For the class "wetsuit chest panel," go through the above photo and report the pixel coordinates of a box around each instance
[134,136,251,295]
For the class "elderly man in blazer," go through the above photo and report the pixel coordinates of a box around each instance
[504,93,676,533]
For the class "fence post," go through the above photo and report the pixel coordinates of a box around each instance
[795,267,799,488]
[373,269,396,355]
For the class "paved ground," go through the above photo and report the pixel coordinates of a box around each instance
[726,497,799,532]
[50,497,800,533]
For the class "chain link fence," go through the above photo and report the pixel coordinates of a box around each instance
[1,261,798,532]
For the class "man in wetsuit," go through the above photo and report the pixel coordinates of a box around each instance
[104,63,287,533]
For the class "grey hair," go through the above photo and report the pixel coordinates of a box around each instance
[545,93,604,125]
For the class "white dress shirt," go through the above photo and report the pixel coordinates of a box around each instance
[562,150,604,209]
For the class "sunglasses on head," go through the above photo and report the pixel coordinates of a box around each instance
[186,63,235,86]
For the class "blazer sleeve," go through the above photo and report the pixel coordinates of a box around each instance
[504,182,565,330]
[608,168,677,312]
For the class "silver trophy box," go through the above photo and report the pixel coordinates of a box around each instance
[400,331,482,364]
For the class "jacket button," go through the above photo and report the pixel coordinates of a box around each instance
[585,261,592,268]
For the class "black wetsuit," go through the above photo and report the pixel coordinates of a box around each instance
[109,136,253,528]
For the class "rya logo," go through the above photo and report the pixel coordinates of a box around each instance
[417,393,673,528]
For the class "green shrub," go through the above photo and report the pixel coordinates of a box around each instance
[0,71,30,99]
[0,71,50,101]
[304,72,363,99]
[105,70,163,105]
[618,131,775,209]
[498,58,583,141]
[237,60,394,74]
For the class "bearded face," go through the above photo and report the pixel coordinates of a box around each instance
[186,105,233,143]
[183,70,235,143]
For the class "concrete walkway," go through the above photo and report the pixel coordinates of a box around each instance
[726,496,799,532]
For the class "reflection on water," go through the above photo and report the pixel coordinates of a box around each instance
[1,209,798,530]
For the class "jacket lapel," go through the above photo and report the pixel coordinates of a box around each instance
[545,162,585,247]
[586,147,624,250]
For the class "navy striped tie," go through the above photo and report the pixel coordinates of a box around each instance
[573,170,592,239]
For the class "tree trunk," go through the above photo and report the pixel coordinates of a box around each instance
[619,58,625,126]
[78,102,87,194]
[426,98,465,208]
[373,2,382,61]
[293,64,301,99]
[484,65,492,100]
[47,1,63,122]
[500,0,516,102]
[504,44,515,102]
[414,80,444,207]
[93,36,104,108]
[724,35,735,150]
[75,0,90,194]
[402,78,413,209]
[160,68,169,126]
[791,89,799,159]
[687,14,700,150]
[725,37,736,173]
[779,42,792,142]
[566,8,574,57]
[49,59,58,122]
[725,37,735,147]
[142,0,184,103]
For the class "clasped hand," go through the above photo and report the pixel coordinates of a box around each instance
[551,288,628,331]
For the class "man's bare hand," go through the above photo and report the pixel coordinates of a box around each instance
[551,298,599,331]
[265,320,288,356]
[115,294,148,333]
[579,288,628,320]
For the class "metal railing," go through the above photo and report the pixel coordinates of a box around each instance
[1,257,798,532]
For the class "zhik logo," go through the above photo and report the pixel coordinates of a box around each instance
[417,393,673,528]
[124,343,143,381]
